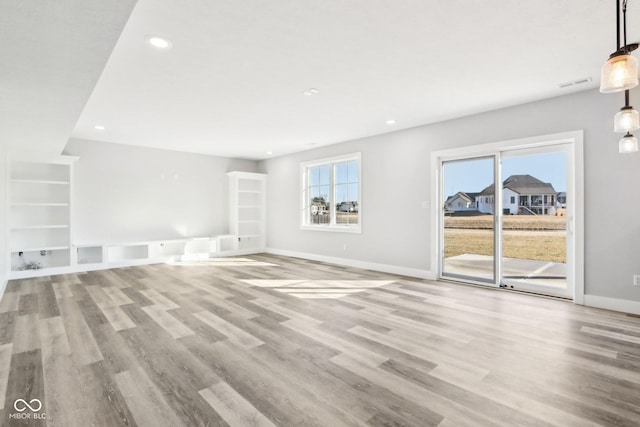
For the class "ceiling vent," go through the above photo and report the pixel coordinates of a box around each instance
[558,77,592,88]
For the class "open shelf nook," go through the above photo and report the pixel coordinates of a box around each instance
[8,154,77,278]
[227,171,266,255]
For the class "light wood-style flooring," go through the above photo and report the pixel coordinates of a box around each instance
[1,254,639,426]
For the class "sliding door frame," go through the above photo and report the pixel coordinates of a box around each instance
[430,130,584,304]
[499,143,573,298]
[440,155,500,287]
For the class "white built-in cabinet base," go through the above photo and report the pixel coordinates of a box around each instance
[9,235,262,279]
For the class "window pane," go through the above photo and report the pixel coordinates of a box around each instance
[336,183,356,225]
[319,166,330,186]
[343,211,358,224]
[335,183,348,203]
[309,189,329,224]
[347,182,359,224]
[347,161,359,183]
[335,162,348,184]
[319,185,330,202]
[347,183,359,202]
[337,205,357,224]
[310,186,320,200]
[309,167,320,187]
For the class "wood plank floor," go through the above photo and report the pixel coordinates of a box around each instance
[1,254,639,426]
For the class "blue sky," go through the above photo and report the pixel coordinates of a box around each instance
[443,151,567,199]
[309,160,359,203]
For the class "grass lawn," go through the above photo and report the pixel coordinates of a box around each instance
[444,216,566,263]
[336,212,358,224]
[445,215,566,230]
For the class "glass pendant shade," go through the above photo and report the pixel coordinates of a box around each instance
[614,106,640,132]
[600,54,639,93]
[619,133,639,153]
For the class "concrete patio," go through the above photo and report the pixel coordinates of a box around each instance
[444,253,567,289]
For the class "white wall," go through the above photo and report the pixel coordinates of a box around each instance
[261,131,432,275]
[0,145,6,291]
[259,88,640,303]
[64,139,257,244]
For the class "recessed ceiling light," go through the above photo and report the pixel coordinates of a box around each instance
[94,125,105,131]
[266,151,273,155]
[386,119,396,125]
[303,88,320,96]
[145,35,172,49]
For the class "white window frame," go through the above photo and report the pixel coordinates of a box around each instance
[300,152,361,233]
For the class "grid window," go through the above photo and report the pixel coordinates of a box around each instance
[301,153,361,232]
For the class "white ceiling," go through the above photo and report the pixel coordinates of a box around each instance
[69,0,638,160]
[0,0,136,153]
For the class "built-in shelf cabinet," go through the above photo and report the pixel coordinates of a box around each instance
[76,245,105,265]
[8,155,77,277]
[228,171,266,254]
[7,163,268,278]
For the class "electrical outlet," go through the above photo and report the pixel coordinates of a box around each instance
[634,275,640,287]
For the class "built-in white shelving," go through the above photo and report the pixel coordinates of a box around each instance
[8,154,77,277]
[76,245,104,265]
[71,237,219,270]
[7,162,268,278]
[227,171,266,255]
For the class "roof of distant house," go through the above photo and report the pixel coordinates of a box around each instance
[445,191,472,204]
[480,175,556,196]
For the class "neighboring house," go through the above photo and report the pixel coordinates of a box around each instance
[337,201,358,213]
[477,175,558,215]
[557,191,567,208]
[444,192,479,211]
[447,175,558,216]
[310,198,329,215]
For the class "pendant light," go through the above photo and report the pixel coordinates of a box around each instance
[601,55,638,93]
[614,91,640,132]
[619,132,639,153]
[601,0,639,153]
[600,0,638,93]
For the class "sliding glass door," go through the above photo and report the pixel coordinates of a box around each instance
[439,142,574,299]
[441,156,497,284]
[500,146,571,298]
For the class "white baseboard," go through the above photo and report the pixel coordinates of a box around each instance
[584,294,640,315]
[265,247,436,280]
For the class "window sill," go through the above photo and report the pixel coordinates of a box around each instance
[300,225,361,234]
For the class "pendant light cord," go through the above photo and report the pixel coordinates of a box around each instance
[625,90,630,107]
[616,0,621,51]
[623,0,628,52]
